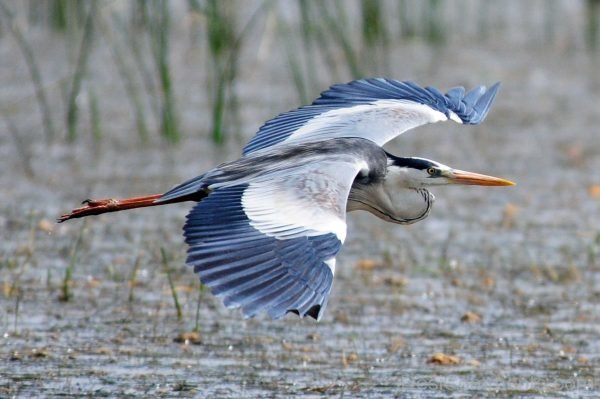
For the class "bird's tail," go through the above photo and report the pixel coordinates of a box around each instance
[57,192,205,223]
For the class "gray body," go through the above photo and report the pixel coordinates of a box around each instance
[154,79,505,320]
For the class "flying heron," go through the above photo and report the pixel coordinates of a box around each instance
[59,78,514,321]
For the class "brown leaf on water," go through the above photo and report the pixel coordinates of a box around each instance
[428,352,461,365]
[173,331,203,345]
[306,333,320,342]
[342,351,358,367]
[334,311,349,323]
[85,277,101,289]
[450,277,463,287]
[588,185,600,199]
[501,203,520,228]
[95,347,113,355]
[356,259,378,270]
[302,384,340,394]
[38,218,54,233]
[30,348,49,358]
[461,311,482,323]
[481,276,495,290]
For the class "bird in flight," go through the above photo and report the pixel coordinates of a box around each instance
[59,78,514,321]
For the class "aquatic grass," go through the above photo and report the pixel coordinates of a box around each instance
[88,88,102,152]
[289,0,321,104]
[193,0,269,145]
[125,3,162,139]
[425,0,446,46]
[587,232,600,267]
[65,0,97,143]
[586,0,600,51]
[48,0,86,32]
[195,0,240,145]
[49,0,70,32]
[361,0,388,47]
[59,220,86,302]
[0,0,56,142]
[194,282,205,332]
[128,254,142,304]
[13,286,22,332]
[359,0,390,74]
[398,0,418,39]
[314,1,363,79]
[161,247,183,321]
[3,116,34,178]
[146,0,181,144]
[543,0,557,46]
[438,228,455,273]
[278,13,310,105]
[100,10,150,143]
[26,211,37,258]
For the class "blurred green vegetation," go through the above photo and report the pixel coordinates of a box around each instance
[0,0,595,148]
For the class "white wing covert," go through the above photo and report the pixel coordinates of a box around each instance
[183,153,372,320]
[243,78,500,155]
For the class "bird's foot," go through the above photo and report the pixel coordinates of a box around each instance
[57,198,119,223]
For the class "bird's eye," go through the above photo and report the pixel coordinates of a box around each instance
[427,167,437,176]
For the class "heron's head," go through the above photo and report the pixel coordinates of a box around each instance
[387,155,515,188]
[347,153,514,225]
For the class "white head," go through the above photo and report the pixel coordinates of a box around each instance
[386,156,515,188]
[348,155,514,224]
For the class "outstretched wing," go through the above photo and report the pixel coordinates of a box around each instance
[243,78,500,155]
[183,157,369,320]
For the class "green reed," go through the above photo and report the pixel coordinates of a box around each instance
[161,247,183,321]
[66,1,96,143]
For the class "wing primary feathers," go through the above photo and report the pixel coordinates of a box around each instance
[184,185,342,320]
[243,78,501,155]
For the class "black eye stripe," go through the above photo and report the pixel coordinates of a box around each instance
[387,154,432,170]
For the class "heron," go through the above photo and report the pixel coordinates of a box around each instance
[59,78,514,321]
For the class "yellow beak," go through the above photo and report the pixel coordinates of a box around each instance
[447,169,515,186]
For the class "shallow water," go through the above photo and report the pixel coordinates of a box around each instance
[1,2,600,398]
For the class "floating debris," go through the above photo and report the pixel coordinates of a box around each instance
[342,351,359,367]
[588,185,600,199]
[461,311,482,323]
[428,352,461,365]
[356,259,379,270]
[38,218,54,233]
[173,331,203,345]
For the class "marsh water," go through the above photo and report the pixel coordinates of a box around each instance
[1,1,600,397]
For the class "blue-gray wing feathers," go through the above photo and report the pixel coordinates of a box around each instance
[243,78,500,155]
[184,185,340,320]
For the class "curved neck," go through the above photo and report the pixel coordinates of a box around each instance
[347,181,434,225]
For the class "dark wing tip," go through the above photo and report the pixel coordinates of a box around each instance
[317,78,501,125]
[305,304,322,320]
[453,81,501,125]
[242,78,501,155]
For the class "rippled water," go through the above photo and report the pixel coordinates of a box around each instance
[1,2,600,397]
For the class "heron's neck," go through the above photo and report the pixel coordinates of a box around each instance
[347,181,434,225]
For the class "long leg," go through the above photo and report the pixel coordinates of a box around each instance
[58,192,205,222]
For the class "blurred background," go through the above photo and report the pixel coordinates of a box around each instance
[1,1,599,397]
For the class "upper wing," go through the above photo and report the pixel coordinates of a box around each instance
[183,155,371,320]
[243,78,500,155]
